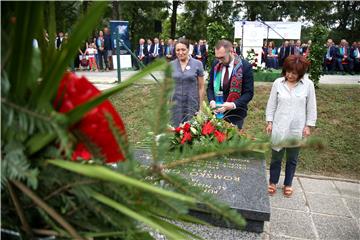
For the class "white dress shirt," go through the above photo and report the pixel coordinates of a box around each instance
[266,77,317,151]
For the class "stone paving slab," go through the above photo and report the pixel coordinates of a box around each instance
[333,181,360,198]
[344,198,360,220]
[270,178,308,212]
[270,208,316,239]
[307,193,352,217]
[269,234,312,240]
[299,178,340,195]
[312,213,360,240]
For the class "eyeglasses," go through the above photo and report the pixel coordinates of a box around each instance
[215,52,229,61]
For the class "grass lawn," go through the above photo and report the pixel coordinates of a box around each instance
[110,84,360,179]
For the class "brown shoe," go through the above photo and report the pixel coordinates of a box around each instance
[268,183,277,196]
[283,186,293,198]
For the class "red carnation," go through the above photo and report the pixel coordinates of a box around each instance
[183,123,191,132]
[72,143,92,161]
[201,121,215,136]
[54,72,127,163]
[214,130,226,143]
[180,131,192,144]
[175,127,182,133]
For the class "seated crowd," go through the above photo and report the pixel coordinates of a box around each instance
[135,37,209,70]
[261,39,360,74]
[54,27,359,75]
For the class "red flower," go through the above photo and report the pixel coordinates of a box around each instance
[214,130,226,143]
[180,131,192,144]
[183,123,191,132]
[201,121,215,136]
[54,72,127,163]
[175,127,182,133]
[72,143,92,161]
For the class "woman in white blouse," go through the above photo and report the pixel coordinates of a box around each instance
[266,55,317,197]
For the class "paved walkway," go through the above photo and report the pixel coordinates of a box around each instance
[171,174,359,240]
[75,70,360,91]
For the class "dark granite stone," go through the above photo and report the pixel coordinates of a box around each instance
[134,148,270,233]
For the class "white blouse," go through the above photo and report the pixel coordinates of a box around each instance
[266,77,317,151]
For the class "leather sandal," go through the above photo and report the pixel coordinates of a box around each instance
[283,186,293,198]
[268,183,277,196]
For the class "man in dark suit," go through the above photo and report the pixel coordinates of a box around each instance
[135,38,149,68]
[350,41,359,73]
[149,37,163,62]
[233,41,241,56]
[146,39,153,64]
[278,40,294,67]
[323,39,337,73]
[336,39,354,74]
[194,39,207,69]
[207,40,254,129]
[164,38,175,62]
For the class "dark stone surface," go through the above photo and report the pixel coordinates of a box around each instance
[134,148,270,233]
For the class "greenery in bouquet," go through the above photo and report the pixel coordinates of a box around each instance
[245,49,266,72]
[170,102,250,148]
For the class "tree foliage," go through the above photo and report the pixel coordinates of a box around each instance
[308,25,329,88]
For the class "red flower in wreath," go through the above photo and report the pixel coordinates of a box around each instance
[183,122,191,132]
[201,121,215,136]
[181,131,192,144]
[54,72,127,163]
[214,130,226,143]
[72,143,92,161]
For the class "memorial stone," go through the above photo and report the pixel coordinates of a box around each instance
[134,149,270,233]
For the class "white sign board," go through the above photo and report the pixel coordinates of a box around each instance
[112,55,132,69]
[263,21,302,40]
[234,21,302,40]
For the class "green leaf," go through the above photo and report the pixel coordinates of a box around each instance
[26,132,56,155]
[48,159,196,204]
[91,191,188,240]
[9,3,44,102]
[65,60,167,125]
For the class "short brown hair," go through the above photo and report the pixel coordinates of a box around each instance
[215,39,233,51]
[175,38,189,49]
[282,55,310,80]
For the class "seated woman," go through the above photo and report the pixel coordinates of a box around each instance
[266,41,279,69]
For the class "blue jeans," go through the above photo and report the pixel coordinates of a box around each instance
[269,147,300,186]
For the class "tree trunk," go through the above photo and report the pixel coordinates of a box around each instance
[112,1,120,20]
[170,1,179,39]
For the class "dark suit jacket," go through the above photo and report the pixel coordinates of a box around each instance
[135,44,149,58]
[150,44,163,57]
[279,46,294,60]
[235,46,241,56]
[207,58,254,120]
[324,46,337,59]
[336,46,351,59]
[194,45,206,58]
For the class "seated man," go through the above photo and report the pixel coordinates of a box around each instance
[336,39,354,74]
[350,41,360,73]
[323,39,337,73]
